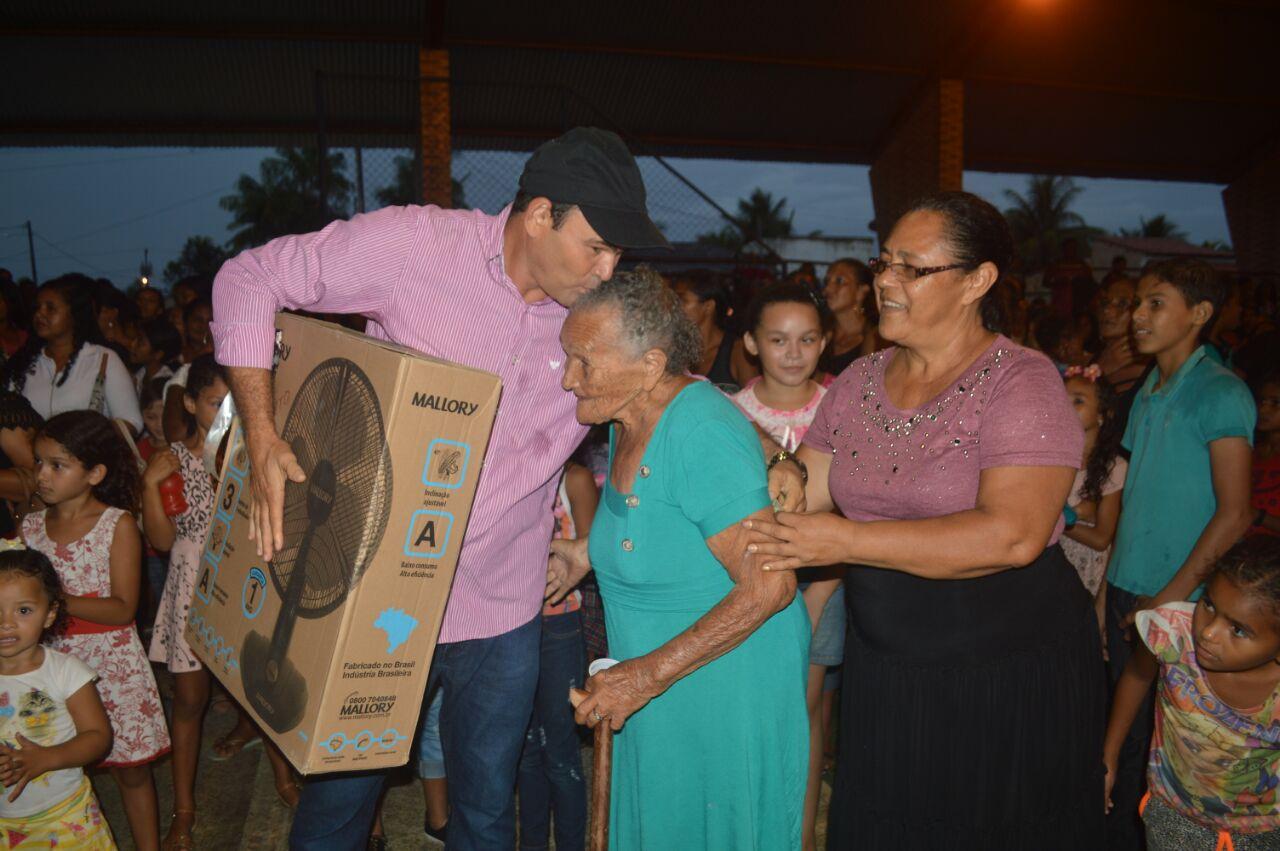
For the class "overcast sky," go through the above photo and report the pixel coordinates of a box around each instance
[0,146,1232,288]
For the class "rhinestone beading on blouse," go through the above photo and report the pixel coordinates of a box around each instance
[830,347,1010,486]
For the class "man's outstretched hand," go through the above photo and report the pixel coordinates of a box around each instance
[246,434,306,562]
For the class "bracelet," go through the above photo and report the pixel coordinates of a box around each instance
[767,450,808,485]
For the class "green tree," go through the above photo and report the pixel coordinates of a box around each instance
[697,188,795,250]
[374,155,468,210]
[163,236,229,286]
[1120,214,1187,241]
[221,147,353,252]
[1002,175,1090,272]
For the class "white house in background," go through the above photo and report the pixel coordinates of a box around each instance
[1089,235,1236,276]
[763,235,877,276]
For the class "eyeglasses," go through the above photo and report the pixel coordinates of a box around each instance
[868,257,971,282]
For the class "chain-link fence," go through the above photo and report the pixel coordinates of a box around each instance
[332,146,755,257]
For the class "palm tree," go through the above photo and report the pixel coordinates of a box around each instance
[1002,175,1089,272]
[1120,214,1187,241]
[162,236,229,286]
[697,188,795,250]
[220,147,353,253]
[735,188,795,240]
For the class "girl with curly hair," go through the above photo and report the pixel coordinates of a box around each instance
[1061,365,1128,608]
[0,544,115,848]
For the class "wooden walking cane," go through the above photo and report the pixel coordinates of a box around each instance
[590,722,614,851]
[573,656,619,851]
[571,686,614,851]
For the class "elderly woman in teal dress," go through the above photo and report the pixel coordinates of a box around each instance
[546,268,810,849]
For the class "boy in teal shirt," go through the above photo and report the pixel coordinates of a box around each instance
[1104,258,1256,849]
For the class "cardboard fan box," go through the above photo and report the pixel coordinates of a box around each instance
[187,314,501,774]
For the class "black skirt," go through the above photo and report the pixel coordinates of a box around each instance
[827,546,1105,850]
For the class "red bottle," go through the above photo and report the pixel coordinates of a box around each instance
[159,472,188,517]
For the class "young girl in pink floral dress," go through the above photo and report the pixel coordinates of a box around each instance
[23,410,169,850]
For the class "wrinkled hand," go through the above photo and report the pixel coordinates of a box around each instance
[142,448,181,487]
[743,511,852,571]
[0,734,53,802]
[569,659,659,732]
[546,538,591,604]
[247,434,306,561]
[767,461,806,513]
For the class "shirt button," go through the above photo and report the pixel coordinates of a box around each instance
[638,465,651,478]
[621,539,634,552]
[625,495,639,509]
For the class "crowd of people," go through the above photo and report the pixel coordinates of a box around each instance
[0,124,1278,851]
[0,271,301,849]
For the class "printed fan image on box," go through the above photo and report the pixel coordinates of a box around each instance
[187,313,501,774]
[241,358,393,733]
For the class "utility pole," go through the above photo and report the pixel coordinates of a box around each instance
[24,221,37,283]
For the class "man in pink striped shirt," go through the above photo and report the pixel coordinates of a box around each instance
[212,128,672,850]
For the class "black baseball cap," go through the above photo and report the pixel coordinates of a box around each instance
[519,127,670,250]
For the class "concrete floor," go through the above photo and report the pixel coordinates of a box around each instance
[92,684,831,849]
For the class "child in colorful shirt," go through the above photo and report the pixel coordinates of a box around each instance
[0,544,114,850]
[1105,537,1280,849]
[1104,259,1257,844]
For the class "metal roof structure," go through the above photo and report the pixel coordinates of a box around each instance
[4,1,1277,184]
[1091,234,1234,260]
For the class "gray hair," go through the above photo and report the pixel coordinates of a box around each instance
[572,267,702,375]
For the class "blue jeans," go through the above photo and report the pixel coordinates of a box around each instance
[289,615,542,850]
[415,684,445,780]
[1105,583,1155,851]
[517,610,586,851]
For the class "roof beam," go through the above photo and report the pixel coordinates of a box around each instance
[0,21,422,43]
[967,72,1280,110]
[966,153,1231,185]
[0,117,1229,181]
[451,36,1271,110]
[0,118,873,158]
[3,21,1268,109]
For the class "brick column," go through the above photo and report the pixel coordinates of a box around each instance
[1223,145,1280,278]
[419,47,453,207]
[869,78,964,243]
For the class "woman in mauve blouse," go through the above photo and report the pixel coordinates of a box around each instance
[750,192,1102,851]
